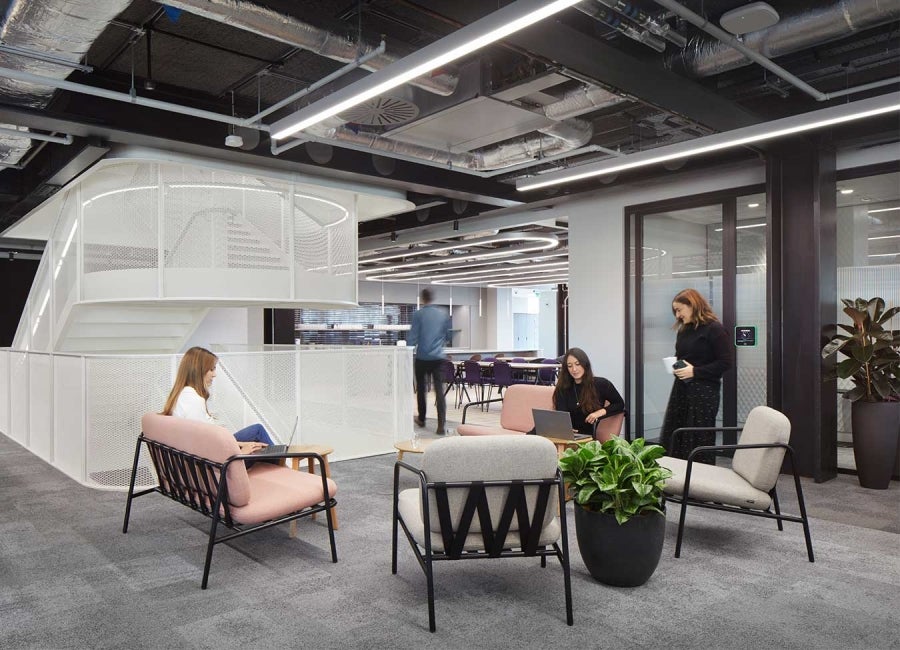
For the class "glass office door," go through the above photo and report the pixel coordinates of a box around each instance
[629,190,768,443]
[638,204,724,442]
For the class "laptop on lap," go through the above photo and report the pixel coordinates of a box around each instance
[532,409,592,441]
[253,417,298,454]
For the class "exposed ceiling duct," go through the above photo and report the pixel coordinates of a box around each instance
[0,0,130,164]
[667,0,900,78]
[307,112,593,173]
[162,0,459,96]
[164,0,602,172]
[541,84,626,121]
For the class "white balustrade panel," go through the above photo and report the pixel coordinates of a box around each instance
[8,352,28,445]
[0,347,413,490]
[0,351,8,436]
[28,354,53,462]
[54,355,86,483]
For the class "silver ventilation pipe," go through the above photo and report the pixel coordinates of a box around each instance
[0,0,131,164]
[667,0,900,79]
[305,115,593,173]
[162,0,458,96]
[542,84,626,121]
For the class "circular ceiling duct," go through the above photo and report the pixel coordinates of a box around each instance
[372,154,396,176]
[305,141,334,164]
[339,96,419,126]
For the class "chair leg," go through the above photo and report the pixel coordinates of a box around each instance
[674,498,689,558]
[556,542,573,626]
[201,514,221,589]
[790,469,815,563]
[770,487,784,531]
[425,556,436,633]
[325,500,338,563]
[122,436,144,534]
[391,509,399,575]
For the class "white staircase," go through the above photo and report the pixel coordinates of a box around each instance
[56,305,208,353]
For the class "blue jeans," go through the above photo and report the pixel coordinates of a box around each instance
[233,423,275,446]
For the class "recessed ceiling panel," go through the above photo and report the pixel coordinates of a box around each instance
[383,96,554,153]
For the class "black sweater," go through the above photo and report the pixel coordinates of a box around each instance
[554,377,625,436]
[674,321,733,383]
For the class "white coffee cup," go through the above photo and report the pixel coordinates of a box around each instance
[663,356,677,374]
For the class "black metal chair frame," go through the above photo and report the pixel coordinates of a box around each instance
[392,460,573,632]
[665,426,814,563]
[123,433,338,588]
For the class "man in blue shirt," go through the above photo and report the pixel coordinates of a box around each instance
[407,288,450,434]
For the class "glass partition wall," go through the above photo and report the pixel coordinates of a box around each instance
[627,187,767,445]
[834,169,900,472]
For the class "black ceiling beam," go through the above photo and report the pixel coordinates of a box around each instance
[427,4,761,132]
[0,137,109,233]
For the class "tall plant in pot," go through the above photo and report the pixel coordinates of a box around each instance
[559,437,671,587]
[822,297,900,489]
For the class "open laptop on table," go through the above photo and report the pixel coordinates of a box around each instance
[252,416,298,454]
[532,408,592,441]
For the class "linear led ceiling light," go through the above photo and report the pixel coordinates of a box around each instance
[359,231,558,271]
[270,0,582,140]
[517,92,900,191]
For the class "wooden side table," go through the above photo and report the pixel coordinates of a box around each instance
[287,444,337,536]
[394,438,434,461]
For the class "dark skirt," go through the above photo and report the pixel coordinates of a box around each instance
[660,379,721,464]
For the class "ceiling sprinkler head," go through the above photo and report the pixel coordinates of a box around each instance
[224,134,244,148]
[143,79,156,91]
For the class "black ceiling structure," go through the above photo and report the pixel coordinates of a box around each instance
[0,0,896,249]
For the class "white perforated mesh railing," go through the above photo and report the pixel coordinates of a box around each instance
[10,158,360,356]
[0,347,414,491]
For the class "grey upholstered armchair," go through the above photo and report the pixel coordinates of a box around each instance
[392,435,573,632]
[659,405,814,562]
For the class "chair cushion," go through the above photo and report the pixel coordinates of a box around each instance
[456,424,526,436]
[497,384,554,432]
[419,436,560,534]
[142,413,251,508]
[659,456,772,509]
[397,487,560,552]
[731,406,791,492]
[230,464,337,525]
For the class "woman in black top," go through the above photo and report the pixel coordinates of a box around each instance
[553,347,625,438]
[660,289,733,464]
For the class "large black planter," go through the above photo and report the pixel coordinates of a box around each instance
[574,505,665,587]
[852,400,900,490]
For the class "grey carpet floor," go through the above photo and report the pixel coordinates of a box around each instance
[1,432,898,650]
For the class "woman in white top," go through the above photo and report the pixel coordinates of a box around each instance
[161,346,274,453]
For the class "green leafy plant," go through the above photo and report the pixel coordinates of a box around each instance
[558,437,672,525]
[822,298,900,402]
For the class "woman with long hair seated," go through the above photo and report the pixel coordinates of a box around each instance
[553,347,625,438]
[161,346,274,454]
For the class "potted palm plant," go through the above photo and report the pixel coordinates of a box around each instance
[558,437,671,587]
[822,297,900,489]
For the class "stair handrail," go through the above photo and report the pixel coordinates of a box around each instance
[213,355,285,442]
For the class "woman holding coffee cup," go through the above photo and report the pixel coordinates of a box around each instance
[660,289,732,464]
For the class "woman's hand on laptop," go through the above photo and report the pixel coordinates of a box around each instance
[238,441,268,453]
